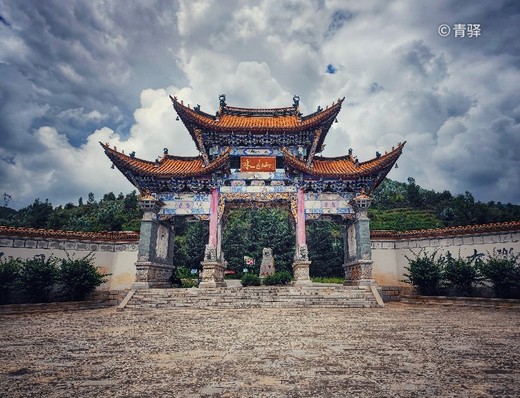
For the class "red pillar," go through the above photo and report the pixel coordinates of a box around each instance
[208,188,218,248]
[296,188,306,246]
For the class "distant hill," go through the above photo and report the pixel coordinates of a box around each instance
[1,178,519,232]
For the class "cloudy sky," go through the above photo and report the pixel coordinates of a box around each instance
[1,0,519,209]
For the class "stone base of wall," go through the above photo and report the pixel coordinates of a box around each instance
[0,301,109,315]
[380,285,414,302]
[0,290,130,315]
[401,295,520,309]
[88,290,129,306]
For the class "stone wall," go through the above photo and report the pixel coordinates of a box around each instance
[0,227,138,291]
[371,222,520,288]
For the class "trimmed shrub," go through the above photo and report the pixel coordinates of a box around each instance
[180,278,198,288]
[19,254,59,303]
[403,249,445,296]
[263,271,293,285]
[442,251,482,297]
[311,277,344,284]
[478,249,520,298]
[0,254,22,304]
[59,252,109,301]
[241,273,261,286]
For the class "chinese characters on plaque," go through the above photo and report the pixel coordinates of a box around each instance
[240,156,276,172]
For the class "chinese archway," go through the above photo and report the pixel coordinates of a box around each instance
[102,94,404,288]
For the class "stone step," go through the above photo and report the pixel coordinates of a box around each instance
[123,285,380,310]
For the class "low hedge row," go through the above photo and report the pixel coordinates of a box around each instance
[403,248,520,298]
[0,252,109,304]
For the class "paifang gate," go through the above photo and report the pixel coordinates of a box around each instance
[102,94,405,288]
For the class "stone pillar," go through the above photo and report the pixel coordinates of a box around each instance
[133,195,175,289]
[343,192,375,286]
[199,188,226,288]
[292,189,311,285]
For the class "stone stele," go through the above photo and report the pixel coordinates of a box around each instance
[259,248,275,278]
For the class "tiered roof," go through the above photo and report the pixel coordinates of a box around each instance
[101,143,230,192]
[101,143,230,177]
[282,142,405,189]
[283,143,404,178]
[101,95,405,195]
[171,96,343,133]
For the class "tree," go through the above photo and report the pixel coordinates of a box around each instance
[17,198,53,228]
[307,221,344,277]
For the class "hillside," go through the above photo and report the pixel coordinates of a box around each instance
[1,178,519,233]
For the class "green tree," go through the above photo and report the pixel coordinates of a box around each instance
[306,221,344,277]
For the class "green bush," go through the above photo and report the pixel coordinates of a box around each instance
[442,251,482,297]
[19,254,59,303]
[478,249,520,298]
[59,252,109,301]
[311,277,344,284]
[262,271,293,285]
[180,278,198,288]
[0,254,22,304]
[241,273,261,286]
[403,249,445,296]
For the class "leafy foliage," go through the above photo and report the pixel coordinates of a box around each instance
[241,273,261,286]
[306,221,344,277]
[19,254,59,303]
[0,254,22,304]
[478,249,520,298]
[59,252,109,301]
[262,271,292,285]
[442,251,482,297]
[172,220,208,272]
[311,277,344,284]
[402,249,445,296]
[1,191,142,232]
[222,208,295,275]
[370,178,520,229]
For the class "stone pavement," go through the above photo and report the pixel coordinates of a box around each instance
[1,303,519,397]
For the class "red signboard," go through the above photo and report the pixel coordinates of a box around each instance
[240,157,276,172]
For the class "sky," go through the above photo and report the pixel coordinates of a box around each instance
[0,0,519,209]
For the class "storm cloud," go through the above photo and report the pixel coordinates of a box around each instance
[0,0,519,209]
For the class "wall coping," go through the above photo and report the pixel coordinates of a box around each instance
[1,221,519,244]
[0,226,139,243]
[371,221,520,240]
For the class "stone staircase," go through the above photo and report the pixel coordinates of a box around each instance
[121,284,381,310]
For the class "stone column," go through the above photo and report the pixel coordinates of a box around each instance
[292,188,311,285]
[133,195,175,289]
[343,192,375,286]
[199,188,226,288]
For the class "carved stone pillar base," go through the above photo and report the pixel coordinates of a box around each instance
[343,259,375,287]
[132,262,173,289]
[292,260,312,285]
[199,261,226,288]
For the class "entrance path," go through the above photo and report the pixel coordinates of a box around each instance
[1,303,519,397]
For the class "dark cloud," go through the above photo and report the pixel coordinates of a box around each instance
[325,9,353,38]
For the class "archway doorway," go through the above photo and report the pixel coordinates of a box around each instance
[222,207,295,279]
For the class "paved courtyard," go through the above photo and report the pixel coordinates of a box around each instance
[1,303,519,397]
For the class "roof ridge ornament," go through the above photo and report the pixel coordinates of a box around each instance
[219,94,226,107]
[292,95,300,108]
